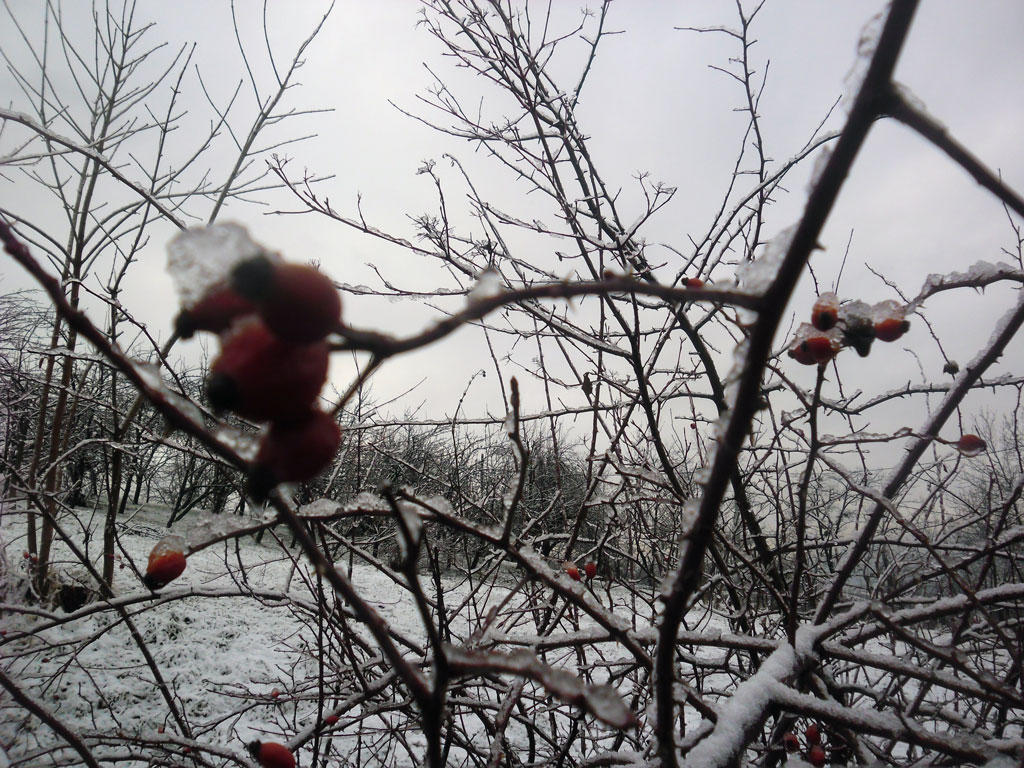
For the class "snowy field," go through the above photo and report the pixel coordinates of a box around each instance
[0,502,715,767]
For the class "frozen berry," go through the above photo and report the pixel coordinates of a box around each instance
[807,743,827,767]
[207,318,328,424]
[584,561,597,580]
[802,336,838,364]
[564,562,581,581]
[782,731,799,752]
[143,536,187,589]
[174,283,255,338]
[811,292,839,331]
[325,715,339,725]
[956,434,987,457]
[805,723,821,744]
[248,410,341,499]
[788,343,817,366]
[684,278,704,289]
[248,741,295,768]
[874,317,909,342]
[232,256,341,343]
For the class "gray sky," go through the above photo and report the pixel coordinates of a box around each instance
[2,1,1023,438]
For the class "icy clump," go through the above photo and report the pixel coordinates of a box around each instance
[298,498,340,518]
[214,425,259,462]
[736,225,795,294]
[182,513,246,549]
[419,494,455,518]
[890,82,930,119]
[467,268,504,305]
[151,533,187,558]
[135,361,166,393]
[582,683,638,728]
[871,299,903,322]
[167,223,272,307]
[839,299,873,328]
[345,491,390,512]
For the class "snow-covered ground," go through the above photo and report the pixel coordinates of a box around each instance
[0,502,698,767]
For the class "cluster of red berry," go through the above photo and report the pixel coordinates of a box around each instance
[176,254,343,500]
[564,560,598,581]
[782,723,828,766]
[788,292,909,366]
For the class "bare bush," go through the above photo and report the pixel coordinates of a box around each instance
[2,1,1024,767]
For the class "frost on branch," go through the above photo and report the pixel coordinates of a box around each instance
[444,645,638,729]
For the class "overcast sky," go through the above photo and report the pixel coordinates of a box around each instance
[2,1,1023,439]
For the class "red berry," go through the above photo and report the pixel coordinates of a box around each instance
[143,537,187,589]
[803,336,838,364]
[583,561,597,580]
[325,715,339,725]
[207,318,329,424]
[805,723,821,744]
[232,256,341,343]
[22,551,30,560]
[249,410,341,499]
[956,434,987,457]
[157,726,165,734]
[174,283,256,339]
[811,293,839,331]
[41,657,49,663]
[248,740,296,768]
[270,688,281,699]
[564,562,581,581]
[807,743,827,767]
[788,343,818,366]
[782,731,799,752]
[874,317,909,342]
[685,278,704,289]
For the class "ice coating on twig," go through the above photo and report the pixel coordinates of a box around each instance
[396,500,423,559]
[806,146,833,194]
[841,10,885,112]
[911,260,1022,310]
[736,225,795,295]
[167,223,274,306]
